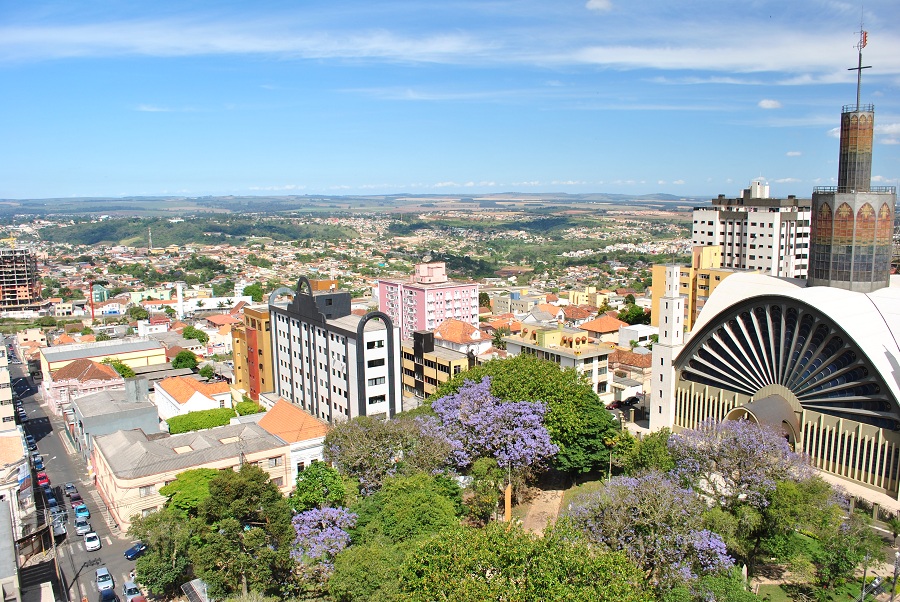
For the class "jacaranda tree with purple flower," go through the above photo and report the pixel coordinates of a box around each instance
[431,376,558,472]
[292,506,357,577]
[563,471,734,591]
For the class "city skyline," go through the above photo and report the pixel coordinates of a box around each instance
[1,0,899,200]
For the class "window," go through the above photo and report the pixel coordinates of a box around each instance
[368,376,385,386]
[142,507,158,517]
[139,485,156,498]
[297,461,306,473]
[268,456,282,468]
[368,394,386,405]
[1,416,13,423]
[271,477,284,487]
[367,340,385,349]
[367,358,385,368]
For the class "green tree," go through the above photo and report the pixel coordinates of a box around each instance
[398,522,652,602]
[183,325,209,344]
[243,282,264,303]
[812,508,884,589]
[159,468,219,517]
[81,326,94,335]
[101,357,136,378]
[235,401,263,416]
[430,354,619,476]
[618,304,650,325]
[491,326,510,350]
[619,428,674,475]
[663,569,761,602]
[192,465,295,598]
[128,507,198,598]
[290,462,347,512]
[95,333,112,342]
[128,306,149,320]
[466,457,503,524]
[164,306,176,318]
[199,364,215,379]
[329,540,409,602]
[478,292,491,308]
[172,350,199,369]
[886,514,900,547]
[34,316,58,328]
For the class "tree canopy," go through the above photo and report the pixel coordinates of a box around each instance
[159,468,219,517]
[172,350,199,369]
[429,354,618,475]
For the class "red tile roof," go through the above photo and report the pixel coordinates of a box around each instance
[580,315,628,334]
[257,399,329,443]
[434,319,482,345]
[52,359,121,382]
[158,376,230,405]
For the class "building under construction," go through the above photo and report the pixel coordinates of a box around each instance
[0,248,41,310]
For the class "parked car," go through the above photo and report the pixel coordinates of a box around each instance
[74,517,91,535]
[40,483,52,497]
[36,472,50,486]
[95,567,113,591]
[33,458,44,471]
[605,400,623,410]
[24,435,36,451]
[74,504,91,519]
[50,506,67,523]
[70,493,84,508]
[46,494,58,508]
[123,541,147,561]
[85,531,102,552]
[52,519,67,537]
[122,581,141,602]
[622,396,641,407]
[98,590,121,602]
[64,482,78,497]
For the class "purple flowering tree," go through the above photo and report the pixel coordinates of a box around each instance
[667,418,812,510]
[431,376,558,472]
[564,471,734,590]
[291,506,357,577]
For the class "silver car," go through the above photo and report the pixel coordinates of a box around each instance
[122,581,141,602]
[96,566,113,591]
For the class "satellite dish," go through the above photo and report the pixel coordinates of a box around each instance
[423,254,432,263]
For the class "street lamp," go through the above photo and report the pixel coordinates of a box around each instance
[890,551,900,602]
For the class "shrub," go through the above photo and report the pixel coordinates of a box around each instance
[167,408,237,434]
[235,401,264,416]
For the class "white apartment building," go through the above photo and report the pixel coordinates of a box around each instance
[691,179,811,278]
[270,277,401,424]
[0,340,12,431]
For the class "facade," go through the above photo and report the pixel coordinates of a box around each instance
[92,423,291,530]
[42,359,124,416]
[257,399,329,486]
[656,272,900,498]
[432,318,492,356]
[618,324,658,348]
[0,248,41,311]
[270,277,402,424]
[377,262,479,340]
[504,325,612,400]
[155,376,232,421]
[492,291,545,316]
[0,343,12,432]
[232,306,274,401]
[579,314,629,343]
[691,180,811,278]
[39,338,167,381]
[650,245,749,331]
[401,331,474,399]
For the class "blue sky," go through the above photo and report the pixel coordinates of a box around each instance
[1,0,899,200]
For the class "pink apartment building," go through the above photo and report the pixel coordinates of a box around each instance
[377,262,480,340]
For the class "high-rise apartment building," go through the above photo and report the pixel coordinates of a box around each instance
[377,262,479,341]
[270,277,401,424]
[231,305,273,402]
[0,248,41,310]
[691,180,811,278]
[0,338,13,431]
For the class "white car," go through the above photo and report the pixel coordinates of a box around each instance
[122,581,141,602]
[84,531,101,552]
[96,566,113,591]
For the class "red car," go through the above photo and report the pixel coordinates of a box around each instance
[36,472,50,486]
[69,492,83,508]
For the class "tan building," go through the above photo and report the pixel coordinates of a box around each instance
[39,339,166,382]
[231,305,273,401]
[650,245,750,332]
[401,331,474,399]
[92,423,291,530]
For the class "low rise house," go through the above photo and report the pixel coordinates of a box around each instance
[433,318,491,356]
[257,399,329,486]
[39,338,167,381]
[155,376,232,421]
[92,423,291,530]
[42,358,124,416]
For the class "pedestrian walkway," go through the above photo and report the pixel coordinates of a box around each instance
[85,489,121,537]
[522,488,564,534]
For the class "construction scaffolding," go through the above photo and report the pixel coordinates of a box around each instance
[0,248,41,309]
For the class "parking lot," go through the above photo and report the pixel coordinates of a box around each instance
[13,358,147,602]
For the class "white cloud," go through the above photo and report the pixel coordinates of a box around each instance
[136,104,172,112]
[586,0,613,11]
[826,127,840,138]
[775,178,801,183]
[758,99,782,109]
[881,139,900,145]
[657,180,666,185]
[673,179,685,185]
[876,123,900,136]
[786,151,802,156]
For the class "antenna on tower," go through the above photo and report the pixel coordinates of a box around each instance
[849,12,871,111]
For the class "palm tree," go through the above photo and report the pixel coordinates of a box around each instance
[886,514,900,547]
[491,327,510,350]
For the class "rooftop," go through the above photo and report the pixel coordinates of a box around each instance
[257,399,329,443]
[42,338,163,363]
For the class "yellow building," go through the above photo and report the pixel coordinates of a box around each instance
[231,305,273,402]
[651,246,752,332]
[39,339,167,381]
[401,331,474,399]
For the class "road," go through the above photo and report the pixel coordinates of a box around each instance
[12,347,143,602]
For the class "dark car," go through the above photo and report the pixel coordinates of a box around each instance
[70,492,84,508]
[622,396,641,407]
[124,541,147,561]
[98,590,121,602]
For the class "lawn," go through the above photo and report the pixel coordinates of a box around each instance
[560,477,606,510]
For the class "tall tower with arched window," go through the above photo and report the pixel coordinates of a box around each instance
[808,32,896,293]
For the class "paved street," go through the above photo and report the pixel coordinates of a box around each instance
[13,354,144,602]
